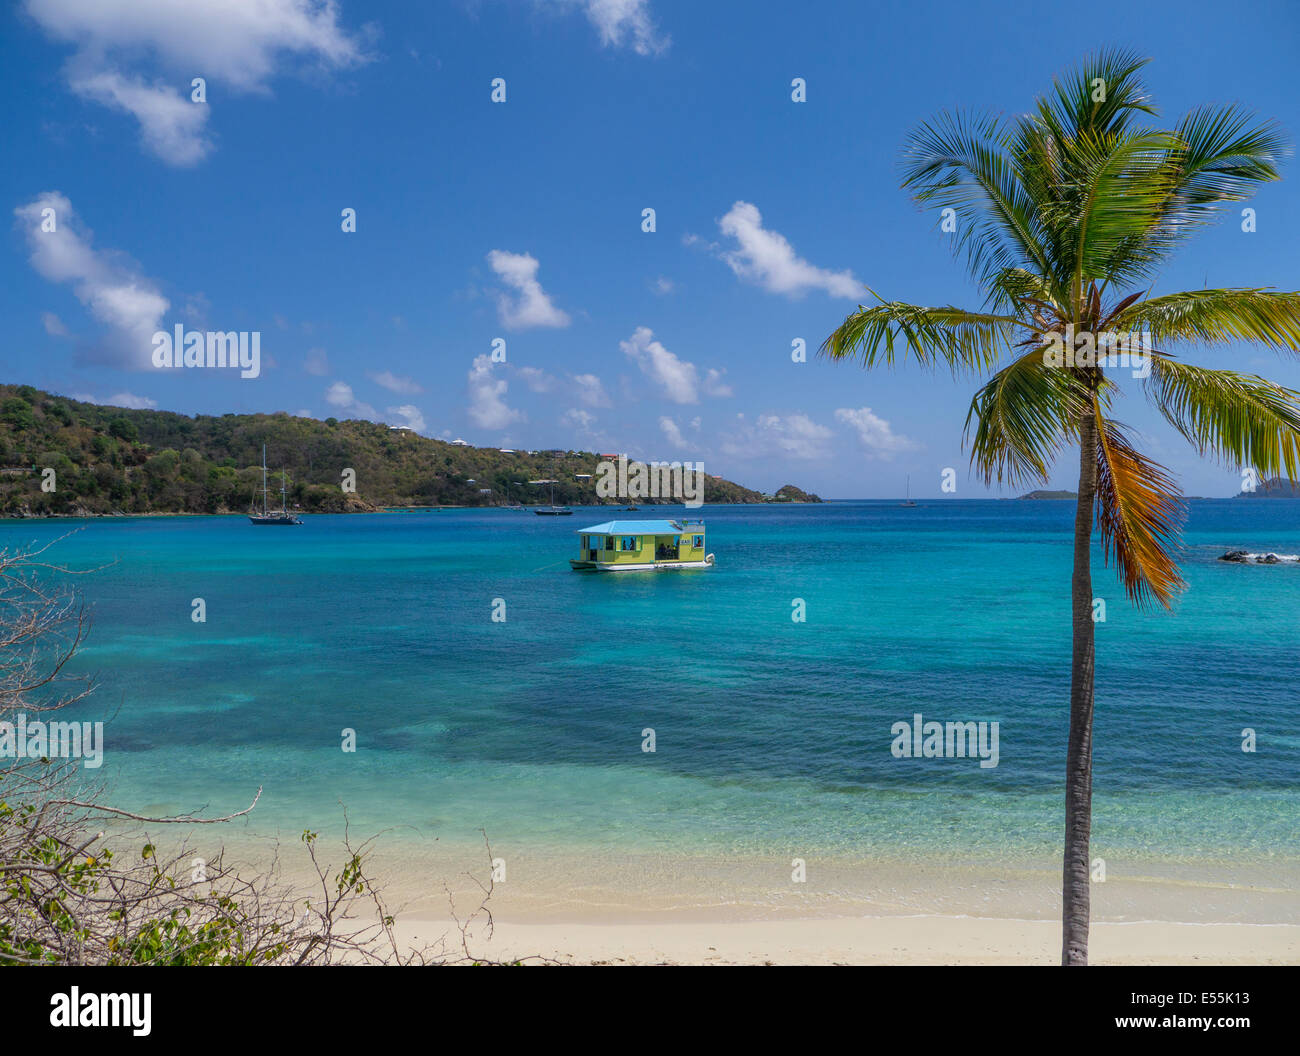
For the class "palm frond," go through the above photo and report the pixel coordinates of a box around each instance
[900,110,1062,298]
[1112,288,1300,351]
[965,349,1089,487]
[819,299,1024,375]
[1034,48,1156,146]
[1144,357,1300,480]
[1163,104,1289,226]
[1094,414,1186,608]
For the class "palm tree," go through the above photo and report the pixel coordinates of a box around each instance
[822,50,1300,965]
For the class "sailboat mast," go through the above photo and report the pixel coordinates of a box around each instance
[261,445,269,516]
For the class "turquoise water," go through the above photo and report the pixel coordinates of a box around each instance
[2,501,1297,870]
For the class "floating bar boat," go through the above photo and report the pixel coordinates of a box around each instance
[570,519,714,572]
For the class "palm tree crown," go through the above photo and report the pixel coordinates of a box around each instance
[823,48,1300,605]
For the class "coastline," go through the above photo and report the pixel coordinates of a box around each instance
[388,915,1300,966]
[126,830,1299,964]
[163,830,1299,964]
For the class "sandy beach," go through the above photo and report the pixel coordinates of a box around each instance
[235,837,1299,965]
[391,914,1300,966]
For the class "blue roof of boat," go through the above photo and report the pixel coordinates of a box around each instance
[576,520,701,535]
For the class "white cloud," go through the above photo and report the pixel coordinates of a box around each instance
[72,390,157,409]
[517,366,556,393]
[468,354,523,429]
[834,407,921,460]
[325,380,376,420]
[303,348,330,376]
[106,391,157,409]
[703,368,732,398]
[369,369,423,394]
[15,191,168,368]
[70,72,212,164]
[722,413,833,461]
[571,372,611,407]
[487,250,570,330]
[385,404,426,432]
[658,416,688,450]
[549,0,668,56]
[715,201,861,299]
[25,0,370,164]
[42,311,69,336]
[562,408,597,432]
[619,329,732,405]
[651,276,675,294]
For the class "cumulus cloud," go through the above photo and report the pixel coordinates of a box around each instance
[516,366,556,393]
[546,0,668,56]
[468,354,523,429]
[620,326,731,405]
[24,0,370,164]
[70,71,212,164]
[42,311,69,336]
[703,368,732,398]
[834,406,920,460]
[71,390,157,410]
[15,191,168,368]
[369,369,423,394]
[658,416,689,450]
[324,380,376,420]
[722,413,833,461]
[561,408,596,432]
[571,372,611,407]
[714,201,861,299]
[487,250,570,330]
[385,404,426,432]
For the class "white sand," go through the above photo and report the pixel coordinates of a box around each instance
[391,914,1300,965]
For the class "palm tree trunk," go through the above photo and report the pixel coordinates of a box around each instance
[1063,406,1098,965]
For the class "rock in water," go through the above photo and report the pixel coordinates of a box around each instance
[1219,550,1250,563]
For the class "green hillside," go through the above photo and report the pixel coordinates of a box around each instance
[0,384,819,516]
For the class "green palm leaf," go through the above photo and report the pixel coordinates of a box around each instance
[1145,358,1300,480]
[819,299,1024,375]
[1113,288,1300,350]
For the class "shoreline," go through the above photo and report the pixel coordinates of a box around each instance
[388,914,1300,965]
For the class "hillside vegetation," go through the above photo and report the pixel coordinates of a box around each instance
[0,385,819,515]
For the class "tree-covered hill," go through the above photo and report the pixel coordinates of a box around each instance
[0,384,820,515]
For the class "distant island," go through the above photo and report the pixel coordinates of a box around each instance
[1019,489,1078,500]
[0,384,820,516]
[1236,477,1300,498]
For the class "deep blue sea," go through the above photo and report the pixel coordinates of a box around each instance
[3,500,1297,875]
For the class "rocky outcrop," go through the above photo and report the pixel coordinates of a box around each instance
[1219,550,1297,564]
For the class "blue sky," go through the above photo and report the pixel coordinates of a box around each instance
[3,0,1299,499]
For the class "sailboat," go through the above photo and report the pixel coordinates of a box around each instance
[532,477,572,516]
[900,475,918,508]
[249,445,303,525]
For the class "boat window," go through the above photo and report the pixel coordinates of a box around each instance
[693,535,704,548]
[604,536,616,550]
[620,536,639,551]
